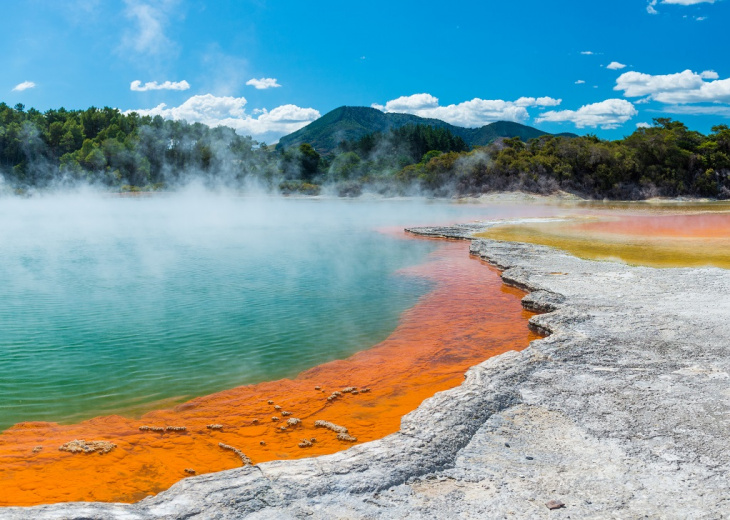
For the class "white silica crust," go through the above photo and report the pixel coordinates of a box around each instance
[3,225,729,519]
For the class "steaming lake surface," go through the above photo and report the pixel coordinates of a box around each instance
[0,193,561,431]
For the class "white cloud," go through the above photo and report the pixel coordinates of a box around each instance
[615,69,730,104]
[648,0,715,14]
[607,61,627,70]
[130,80,190,91]
[536,99,638,129]
[515,96,562,107]
[371,93,562,127]
[575,80,586,85]
[245,78,282,90]
[121,0,178,56]
[373,93,438,112]
[127,94,320,142]
[12,81,36,92]
[636,122,652,128]
[581,51,595,55]
[663,0,715,4]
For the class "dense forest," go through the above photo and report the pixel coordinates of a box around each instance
[0,102,277,191]
[397,119,730,199]
[1,102,729,199]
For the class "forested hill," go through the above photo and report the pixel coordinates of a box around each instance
[276,106,576,153]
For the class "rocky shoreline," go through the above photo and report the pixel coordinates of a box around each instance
[3,224,729,519]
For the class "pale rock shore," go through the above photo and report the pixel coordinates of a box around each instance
[3,223,730,519]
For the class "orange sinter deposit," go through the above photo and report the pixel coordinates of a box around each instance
[0,238,539,507]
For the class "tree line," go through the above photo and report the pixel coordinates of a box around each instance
[1,101,728,199]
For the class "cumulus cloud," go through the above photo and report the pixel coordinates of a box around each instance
[536,99,638,129]
[245,78,282,90]
[607,61,627,70]
[12,81,36,92]
[580,51,595,55]
[575,80,586,85]
[514,96,562,107]
[372,93,438,113]
[372,93,562,127]
[130,80,190,91]
[121,0,178,56]
[126,94,320,142]
[636,122,652,128]
[648,0,715,14]
[615,69,730,103]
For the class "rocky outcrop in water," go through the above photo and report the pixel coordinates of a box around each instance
[3,227,730,519]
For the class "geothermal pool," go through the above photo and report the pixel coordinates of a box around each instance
[0,194,566,431]
[0,195,436,430]
[0,193,558,506]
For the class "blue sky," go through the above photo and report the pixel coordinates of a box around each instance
[2,0,729,142]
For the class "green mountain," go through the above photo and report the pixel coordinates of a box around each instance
[276,106,576,153]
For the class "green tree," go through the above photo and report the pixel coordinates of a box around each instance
[298,143,320,181]
[84,147,106,170]
[330,151,361,180]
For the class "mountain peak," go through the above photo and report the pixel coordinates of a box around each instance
[277,107,574,153]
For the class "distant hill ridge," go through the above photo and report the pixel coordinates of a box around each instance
[277,106,577,153]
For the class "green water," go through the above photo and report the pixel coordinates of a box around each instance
[0,193,560,431]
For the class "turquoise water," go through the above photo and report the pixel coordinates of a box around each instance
[0,193,556,431]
